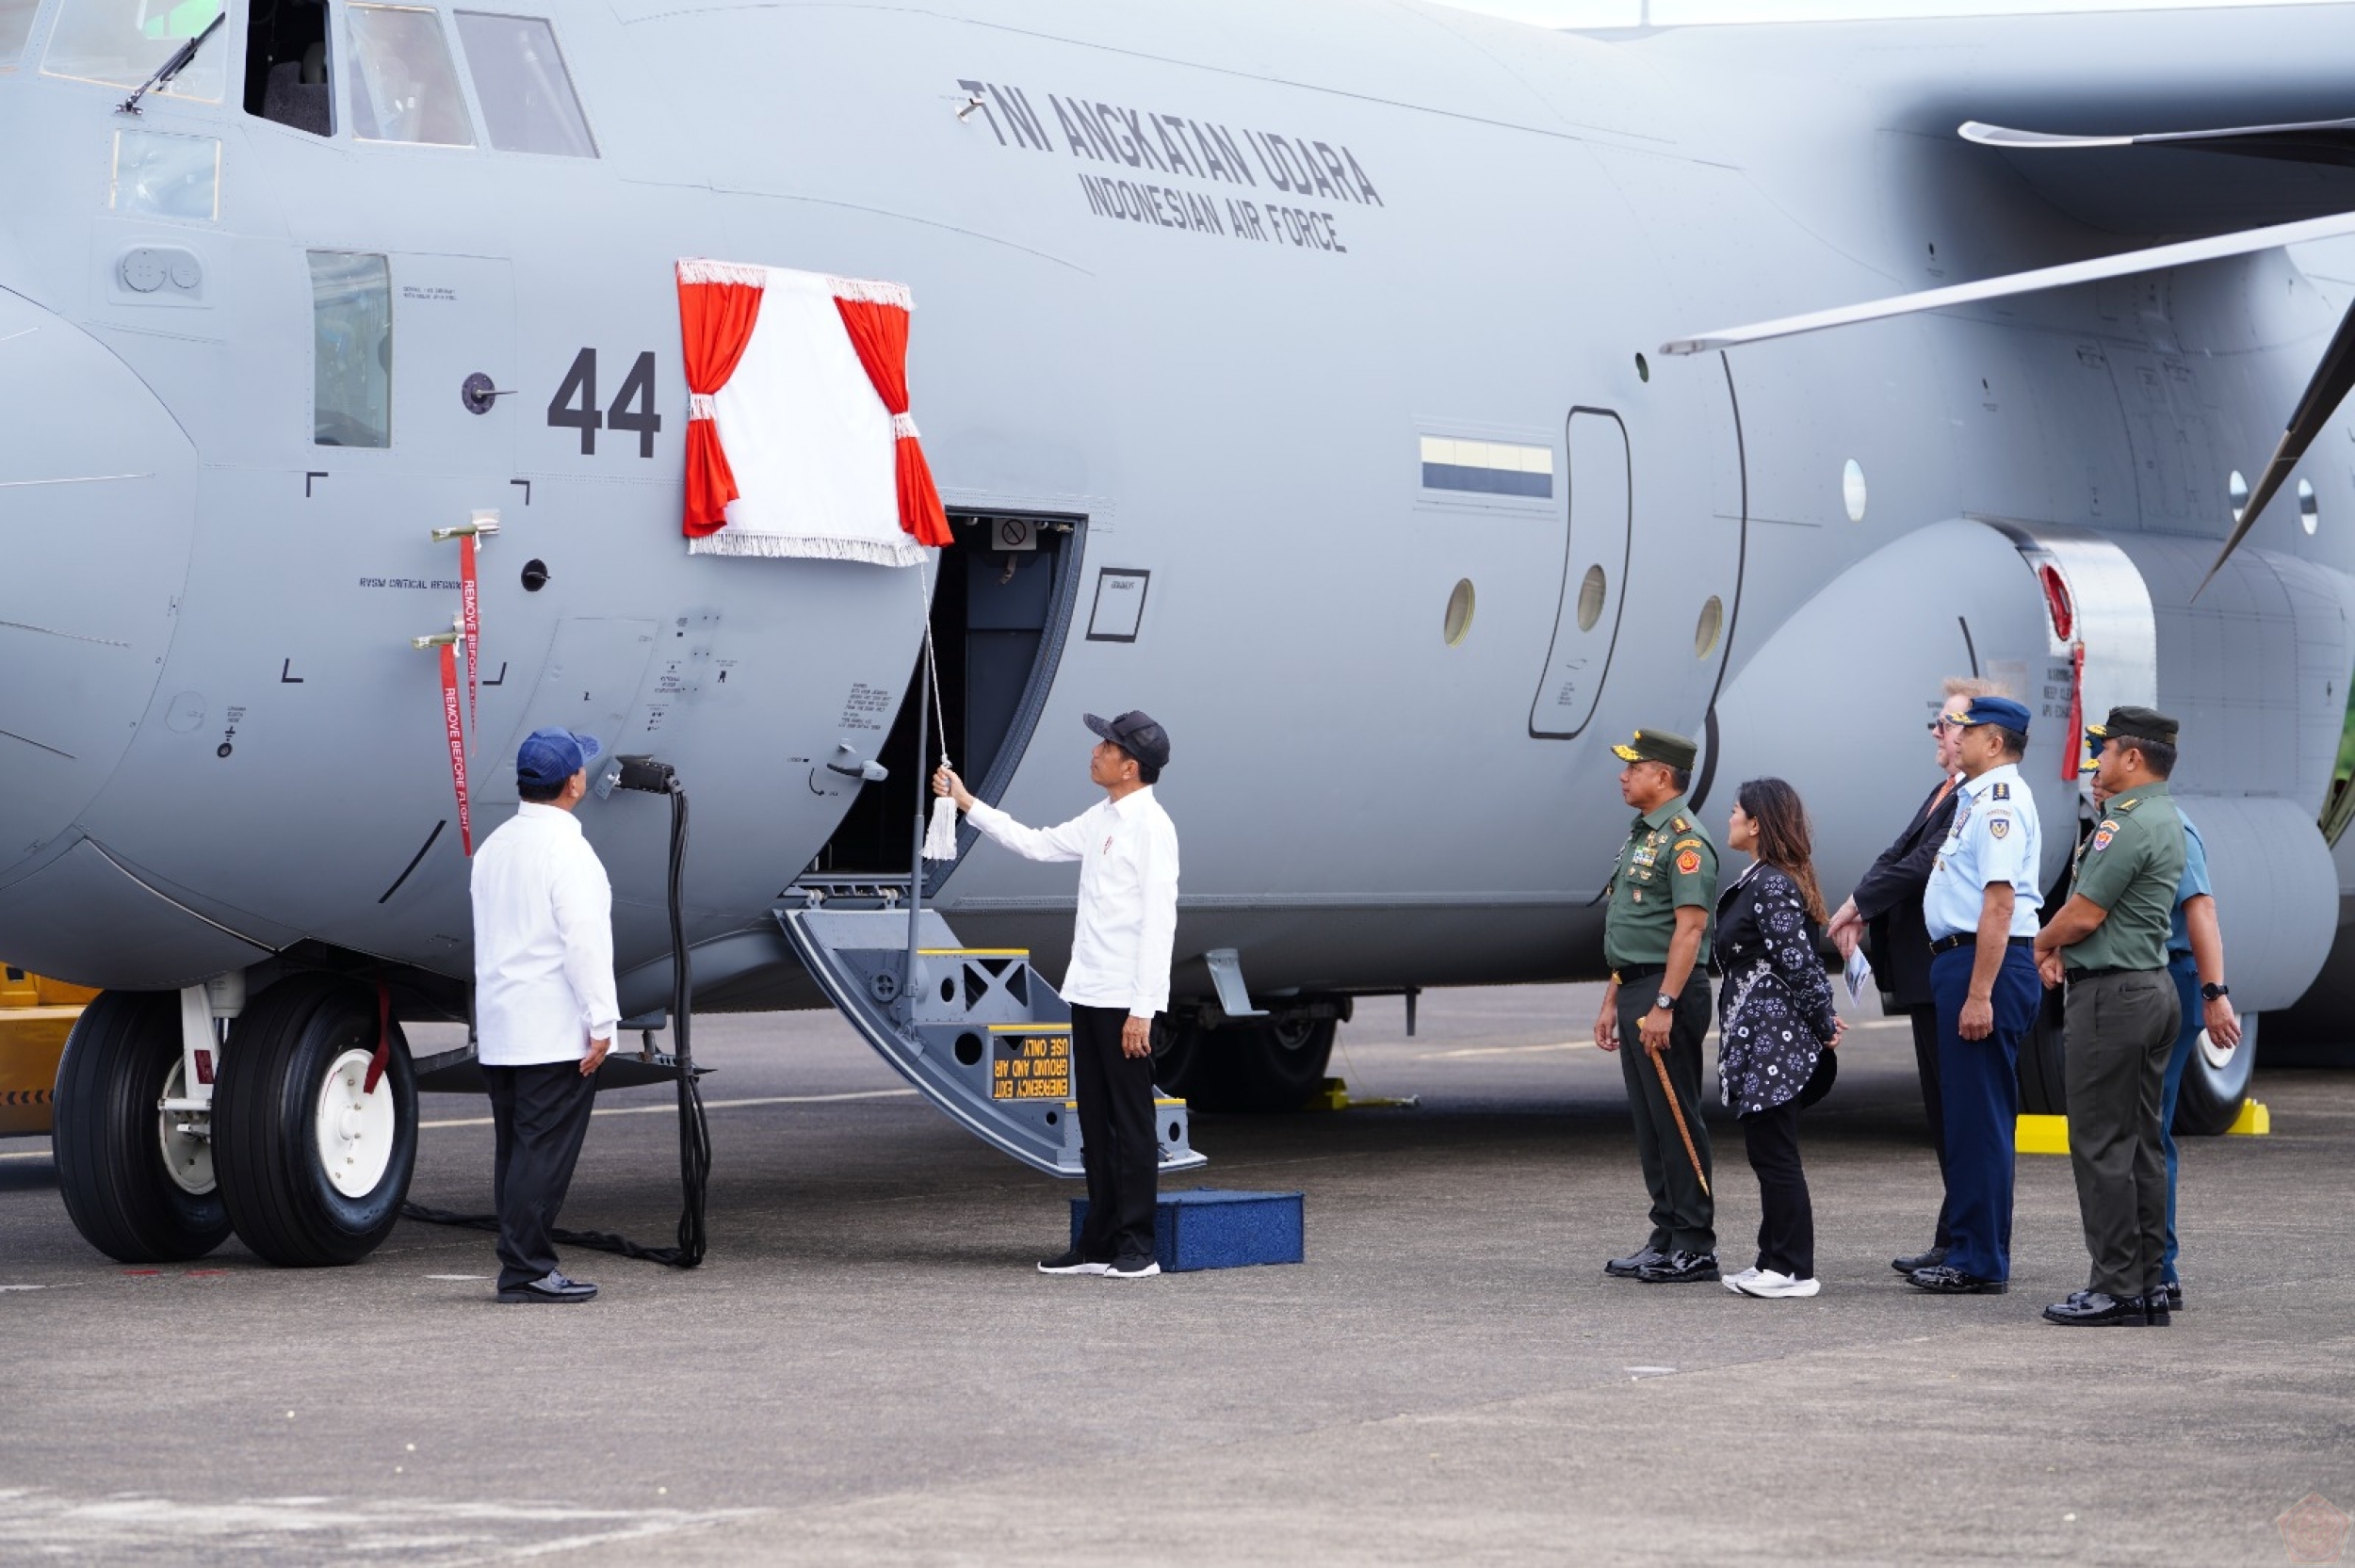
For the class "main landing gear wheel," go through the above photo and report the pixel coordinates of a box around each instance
[213,977,417,1267]
[1149,1014,1210,1102]
[1181,1016,1338,1112]
[52,990,231,1263]
[2172,1013,2257,1138]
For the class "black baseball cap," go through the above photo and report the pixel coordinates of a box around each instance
[1084,710,1170,772]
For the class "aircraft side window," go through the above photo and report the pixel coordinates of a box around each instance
[310,251,393,449]
[42,0,228,102]
[346,4,475,148]
[453,12,595,158]
[111,127,220,221]
[243,0,333,137]
[1,1,40,67]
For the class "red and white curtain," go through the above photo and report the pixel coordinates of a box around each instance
[676,258,951,565]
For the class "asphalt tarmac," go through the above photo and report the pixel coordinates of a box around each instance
[0,983,2347,1566]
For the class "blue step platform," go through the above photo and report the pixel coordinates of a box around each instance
[1069,1188,1304,1272]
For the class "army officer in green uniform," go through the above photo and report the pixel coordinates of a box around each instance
[2032,705,2186,1327]
[1595,728,1721,1285]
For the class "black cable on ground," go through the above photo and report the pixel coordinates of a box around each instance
[403,768,709,1268]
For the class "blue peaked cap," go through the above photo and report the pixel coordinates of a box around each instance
[1954,695,2032,734]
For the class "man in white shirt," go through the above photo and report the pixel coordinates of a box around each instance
[935,711,1179,1279]
[472,727,620,1304]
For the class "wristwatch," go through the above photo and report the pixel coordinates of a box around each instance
[2200,981,2231,1002]
[1654,992,1677,1012]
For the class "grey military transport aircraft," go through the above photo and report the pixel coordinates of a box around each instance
[5,0,2354,1268]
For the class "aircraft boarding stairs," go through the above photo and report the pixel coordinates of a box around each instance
[778,907,1206,1177]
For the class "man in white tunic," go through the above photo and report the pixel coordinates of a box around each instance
[935,712,1179,1279]
[472,727,619,1304]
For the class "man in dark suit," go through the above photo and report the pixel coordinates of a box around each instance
[1827,677,2001,1274]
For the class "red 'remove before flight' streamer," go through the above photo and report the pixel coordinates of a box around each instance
[440,641,473,856]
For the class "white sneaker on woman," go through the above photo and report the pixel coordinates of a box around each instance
[1723,1267,1762,1294]
[1732,1269,1820,1299]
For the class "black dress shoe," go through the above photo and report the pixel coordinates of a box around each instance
[2160,1280,2184,1313]
[2041,1289,2140,1325]
[496,1269,597,1304]
[1906,1264,2006,1295]
[1605,1245,1666,1279]
[2138,1292,2172,1327]
[1892,1245,1949,1274]
[1635,1250,1721,1284]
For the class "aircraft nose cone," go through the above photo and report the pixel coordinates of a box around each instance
[0,286,197,880]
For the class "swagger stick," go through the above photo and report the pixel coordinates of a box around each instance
[1649,1045,1711,1198]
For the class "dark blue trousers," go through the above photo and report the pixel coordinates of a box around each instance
[2160,953,2202,1284]
[1930,943,2041,1283]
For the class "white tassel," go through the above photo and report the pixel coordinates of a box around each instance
[923,789,962,862]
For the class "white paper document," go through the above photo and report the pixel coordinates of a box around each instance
[1843,948,1875,1006]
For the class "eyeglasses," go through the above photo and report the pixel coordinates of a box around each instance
[1925,716,1965,733]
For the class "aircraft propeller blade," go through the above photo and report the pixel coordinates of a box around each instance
[1962,117,2355,168]
[2196,294,2355,599]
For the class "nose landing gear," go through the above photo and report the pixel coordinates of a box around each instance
[214,977,418,1267]
[52,990,231,1263]
[51,977,420,1267]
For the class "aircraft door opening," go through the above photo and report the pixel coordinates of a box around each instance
[807,510,1085,882]
[1529,409,1632,738]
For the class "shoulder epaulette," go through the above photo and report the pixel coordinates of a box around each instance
[2115,796,2140,813]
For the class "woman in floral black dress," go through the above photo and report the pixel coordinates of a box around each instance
[1714,778,1843,1299]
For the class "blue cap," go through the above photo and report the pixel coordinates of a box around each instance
[1954,695,2032,734]
[516,727,601,790]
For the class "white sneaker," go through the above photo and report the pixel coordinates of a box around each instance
[1105,1257,1161,1279]
[1723,1267,1763,1294]
[1733,1269,1820,1299]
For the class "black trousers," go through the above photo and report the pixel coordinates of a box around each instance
[1070,1004,1158,1263]
[1614,980,1715,1255]
[484,1060,599,1291]
[1740,1099,1813,1279]
[1906,1004,1955,1251]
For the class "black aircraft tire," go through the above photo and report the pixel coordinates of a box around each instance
[51,990,232,1264]
[1148,1015,1210,1101]
[2172,1012,2257,1139]
[1189,1017,1337,1112]
[2016,984,2069,1118]
[214,977,417,1268]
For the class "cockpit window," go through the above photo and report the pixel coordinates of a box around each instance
[454,13,594,157]
[310,251,393,448]
[43,0,227,101]
[2,2,40,68]
[244,0,332,137]
[346,4,474,148]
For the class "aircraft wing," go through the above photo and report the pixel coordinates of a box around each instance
[1668,104,2355,596]
[1658,206,2355,357]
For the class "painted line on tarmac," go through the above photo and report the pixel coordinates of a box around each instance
[0,1149,47,1161]
[420,1087,917,1130]
[1417,1041,1594,1059]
